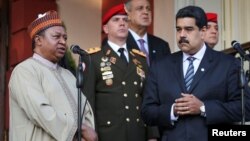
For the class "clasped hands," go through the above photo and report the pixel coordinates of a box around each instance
[174,93,203,116]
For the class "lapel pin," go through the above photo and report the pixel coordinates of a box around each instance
[201,68,205,72]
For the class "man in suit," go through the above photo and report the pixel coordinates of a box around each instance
[141,6,244,141]
[204,12,219,48]
[83,3,158,141]
[124,0,171,66]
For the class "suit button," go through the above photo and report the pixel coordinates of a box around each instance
[125,106,129,109]
[136,106,139,110]
[107,121,111,125]
[136,118,140,122]
[135,93,139,98]
[122,81,126,85]
[126,118,130,122]
[124,93,128,97]
[134,81,138,85]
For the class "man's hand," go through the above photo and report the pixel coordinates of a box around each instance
[174,93,203,116]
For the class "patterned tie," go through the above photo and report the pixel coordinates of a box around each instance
[184,57,195,91]
[138,39,150,66]
[118,48,128,65]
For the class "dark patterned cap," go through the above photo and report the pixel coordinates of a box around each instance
[27,10,63,39]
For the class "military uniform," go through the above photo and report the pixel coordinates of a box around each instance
[82,44,151,141]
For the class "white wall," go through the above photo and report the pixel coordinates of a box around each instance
[194,0,223,51]
[154,0,224,52]
[56,0,249,55]
[57,0,102,50]
[154,0,175,53]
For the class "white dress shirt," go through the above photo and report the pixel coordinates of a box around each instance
[108,40,129,62]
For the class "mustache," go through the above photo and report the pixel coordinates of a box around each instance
[179,38,189,44]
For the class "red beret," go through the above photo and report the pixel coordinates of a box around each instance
[206,12,218,23]
[27,10,63,39]
[102,3,127,26]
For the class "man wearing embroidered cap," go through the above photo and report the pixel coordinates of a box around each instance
[204,12,219,48]
[9,10,97,141]
[82,3,156,141]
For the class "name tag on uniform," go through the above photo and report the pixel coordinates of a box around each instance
[101,66,111,72]
[102,71,112,76]
[102,74,114,80]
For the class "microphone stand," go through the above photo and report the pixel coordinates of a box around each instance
[246,56,250,83]
[239,57,246,125]
[76,55,84,141]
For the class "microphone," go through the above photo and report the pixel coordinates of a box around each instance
[231,40,250,60]
[70,45,88,56]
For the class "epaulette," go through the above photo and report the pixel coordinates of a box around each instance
[85,47,101,54]
[132,49,146,57]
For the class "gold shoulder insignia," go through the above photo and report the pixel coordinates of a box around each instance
[85,47,101,54]
[132,49,146,57]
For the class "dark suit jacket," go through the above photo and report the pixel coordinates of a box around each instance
[141,46,243,141]
[83,44,158,141]
[127,31,171,65]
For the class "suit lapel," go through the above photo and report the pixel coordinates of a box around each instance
[147,35,154,62]
[173,52,187,92]
[127,32,140,50]
[123,52,137,79]
[189,47,214,93]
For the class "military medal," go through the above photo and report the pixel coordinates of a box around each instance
[105,79,113,86]
[101,56,108,62]
[100,62,106,67]
[130,51,135,56]
[137,67,145,78]
[101,49,114,83]
[133,59,138,65]
[110,57,117,64]
[133,59,141,65]
[106,62,111,66]
[106,49,111,55]
[102,74,114,80]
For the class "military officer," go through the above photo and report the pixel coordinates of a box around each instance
[82,3,158,141]
[204,12,219,48]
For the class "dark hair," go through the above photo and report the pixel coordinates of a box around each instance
[176,5,207,30]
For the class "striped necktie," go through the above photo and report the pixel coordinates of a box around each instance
[184,57,195,91]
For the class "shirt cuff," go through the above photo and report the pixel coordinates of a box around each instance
[171,104,178,124]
